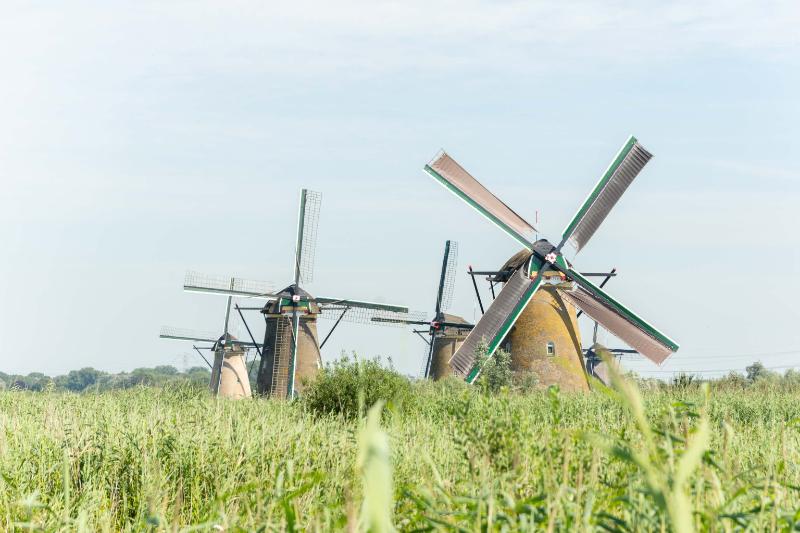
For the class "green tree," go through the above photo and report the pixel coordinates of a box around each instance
[62,367,103,392]
[23,372,52,391]
[153,365,179,375]
[745,361,773,383]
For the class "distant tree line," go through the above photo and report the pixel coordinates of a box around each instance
[3,358,797,395]
[633,361,800,390]
[0,365,211,392]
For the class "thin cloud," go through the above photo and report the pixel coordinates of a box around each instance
[1,1,798,83]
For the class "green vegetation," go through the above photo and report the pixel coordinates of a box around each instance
[0,365,211,392]
[2,361,800,531]
[473,343,539,394]
[302,355,412,419]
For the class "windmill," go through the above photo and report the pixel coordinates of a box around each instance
[469,257,633,389]
[160,287,258,399]
[424,136,679,389]
[184,189,414,399]
[372,240,473,379]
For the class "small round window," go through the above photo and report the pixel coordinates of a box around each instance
[546,341,555,356]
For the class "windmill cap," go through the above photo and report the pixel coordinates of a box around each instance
[273,283,314,300]
[213,332,239,351]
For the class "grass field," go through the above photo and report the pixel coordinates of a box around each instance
[2,378,800,531]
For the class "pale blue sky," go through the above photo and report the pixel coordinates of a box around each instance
[1,1,798,377]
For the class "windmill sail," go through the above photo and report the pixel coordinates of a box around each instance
[321,305,425,326]
[435,240,458,314]
[160,326,260,346]
[562,269,678,364]
[423,337,436,379]
[425,152,538,249]
[159,326,219,344]
[213,295,235,393]
[286,309,301,397]
[269,317,292,396]
[184,271,277,299]
[368,315,429,326]
[294,189,322,285]
[560,137,653,253]
[315,297,408,314]
[449,264,544,383]
[222,296,232,337]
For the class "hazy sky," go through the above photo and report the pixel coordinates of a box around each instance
[2,1,798,378]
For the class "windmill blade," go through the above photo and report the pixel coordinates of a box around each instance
[370,316,430,326]
[424,152,537,250]
[293,189,322,285]
[423,337,436,378]
[435,240,458,314]
[184,271,278,299]
[449,264,544,383]
[159,326,260,347]
[560,136,653,253]
[369,316,472,329]
[561,269,678,364]
[223,296,232,337]
[286,308,301,397]
[319,304,426,327]
[315,297,408,314]
[159,326,218,344]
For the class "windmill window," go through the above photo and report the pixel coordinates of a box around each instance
[546,341,555,356]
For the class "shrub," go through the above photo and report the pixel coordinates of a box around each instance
[469,341,541,394]
[478,347,513,394]
[302,354,412,419]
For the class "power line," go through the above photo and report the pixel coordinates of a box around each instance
[663,349,800,361]
[625,348,800,375]
[634,364,800,375]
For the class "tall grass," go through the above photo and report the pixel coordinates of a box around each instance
[1,380,800,531]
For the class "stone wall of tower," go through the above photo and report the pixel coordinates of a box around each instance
[295,317,321,393]
[508,284,589,393]
[257,315,321,398]
[430,313,472,380]
[430,330,469,380]
[257,317,279,395]
[210,345,252,399]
